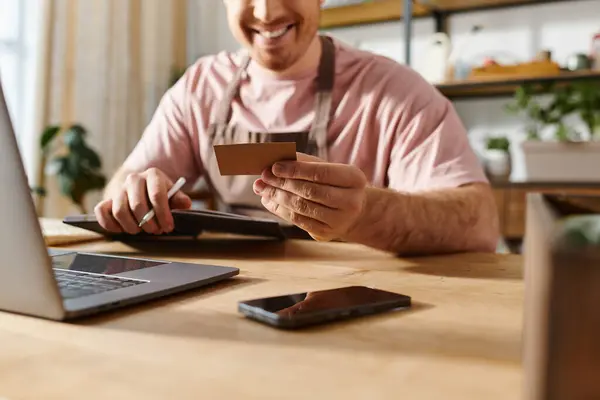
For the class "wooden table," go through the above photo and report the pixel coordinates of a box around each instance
[0,237,524,399]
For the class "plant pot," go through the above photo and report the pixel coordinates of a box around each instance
[521,141,600,182]
[483,149,512,181]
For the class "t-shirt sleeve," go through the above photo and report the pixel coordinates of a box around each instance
[387,86,488,192]
[121,69,202,185]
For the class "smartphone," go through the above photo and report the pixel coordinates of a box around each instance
[238,286,411,329]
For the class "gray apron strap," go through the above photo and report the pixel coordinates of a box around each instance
[309,36,336,160]
[214,53,252,127]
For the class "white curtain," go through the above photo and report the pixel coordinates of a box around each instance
[31,0,188,218]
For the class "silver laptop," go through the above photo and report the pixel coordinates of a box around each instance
[0,78,239,321]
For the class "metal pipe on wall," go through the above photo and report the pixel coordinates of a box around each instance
[403,0,412,66]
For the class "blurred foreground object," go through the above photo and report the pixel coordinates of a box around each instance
[524,193,600,400]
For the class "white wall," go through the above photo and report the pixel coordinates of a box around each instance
[188,0,600,179]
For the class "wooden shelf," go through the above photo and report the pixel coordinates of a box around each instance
[319,0,576,29]
[319,0,430,29]
[436,70,600,99]
[417,0,556,12]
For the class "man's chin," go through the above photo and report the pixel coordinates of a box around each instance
[252,52,296,72]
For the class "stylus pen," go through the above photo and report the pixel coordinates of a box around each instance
[138,177,186,227]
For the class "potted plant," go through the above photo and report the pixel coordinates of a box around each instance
[504,80,600,181]
[483,135,511,181]
[31,124,106,214]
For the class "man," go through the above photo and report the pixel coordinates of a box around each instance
[94,0,499,255]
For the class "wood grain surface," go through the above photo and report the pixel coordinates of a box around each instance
[0,237,524,399]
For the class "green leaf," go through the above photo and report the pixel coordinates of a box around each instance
[64,126,86,149]
[68,124,87,137]
[40,125,61,150]
[70,171,106,205]
[76,145,102,169]
[528,103,542,121]
[486,136,510,152]
[526,127,540,140]
[66,152,83,179]
[69,180,86,205]
[48,156,69,175]
[555,123,570,142]
[559,216,600,248]
[86,172,107,190]
[57,174,74,198]
[515,86,531,109]
[504,102,520,114]
[506,79,600,140]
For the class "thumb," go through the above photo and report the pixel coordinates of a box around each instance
[296,152,323,162]
[170,191,192,210]
[310,233,334,242]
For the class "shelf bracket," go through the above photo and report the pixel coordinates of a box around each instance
[433,11,448,34]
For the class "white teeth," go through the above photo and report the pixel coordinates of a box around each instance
[260,26,289,39]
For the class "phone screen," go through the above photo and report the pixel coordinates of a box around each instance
[239,286,411,327]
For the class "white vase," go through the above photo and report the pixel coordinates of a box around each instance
[484,149,511,180]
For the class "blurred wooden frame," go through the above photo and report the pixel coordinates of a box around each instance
[318,0,554,29]
[319,0,429,29]
[523,192,600,400]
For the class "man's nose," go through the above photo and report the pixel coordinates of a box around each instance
[252,0,285,23]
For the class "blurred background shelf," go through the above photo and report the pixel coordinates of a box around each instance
[319,0,590,70]
[320,0,429,28]
[319,0,600,255]
[319,0,583,29]
[436,70,600,99]
[418,0,571,13]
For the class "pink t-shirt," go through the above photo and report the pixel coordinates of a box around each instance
[123,36,487,194]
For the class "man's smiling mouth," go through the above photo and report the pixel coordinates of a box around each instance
[251,24,295,40]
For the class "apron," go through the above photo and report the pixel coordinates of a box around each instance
[201,35,336,212]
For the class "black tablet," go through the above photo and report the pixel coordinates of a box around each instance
[63,209,289,241]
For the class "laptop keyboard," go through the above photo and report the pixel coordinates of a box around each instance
[53,269,145,299]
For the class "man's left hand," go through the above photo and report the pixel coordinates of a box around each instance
[253,153,368,241]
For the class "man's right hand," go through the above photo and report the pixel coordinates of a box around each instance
[94,168,192,235]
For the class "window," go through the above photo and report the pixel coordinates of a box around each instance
[0,0,24,130]
[0,0,41,177]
